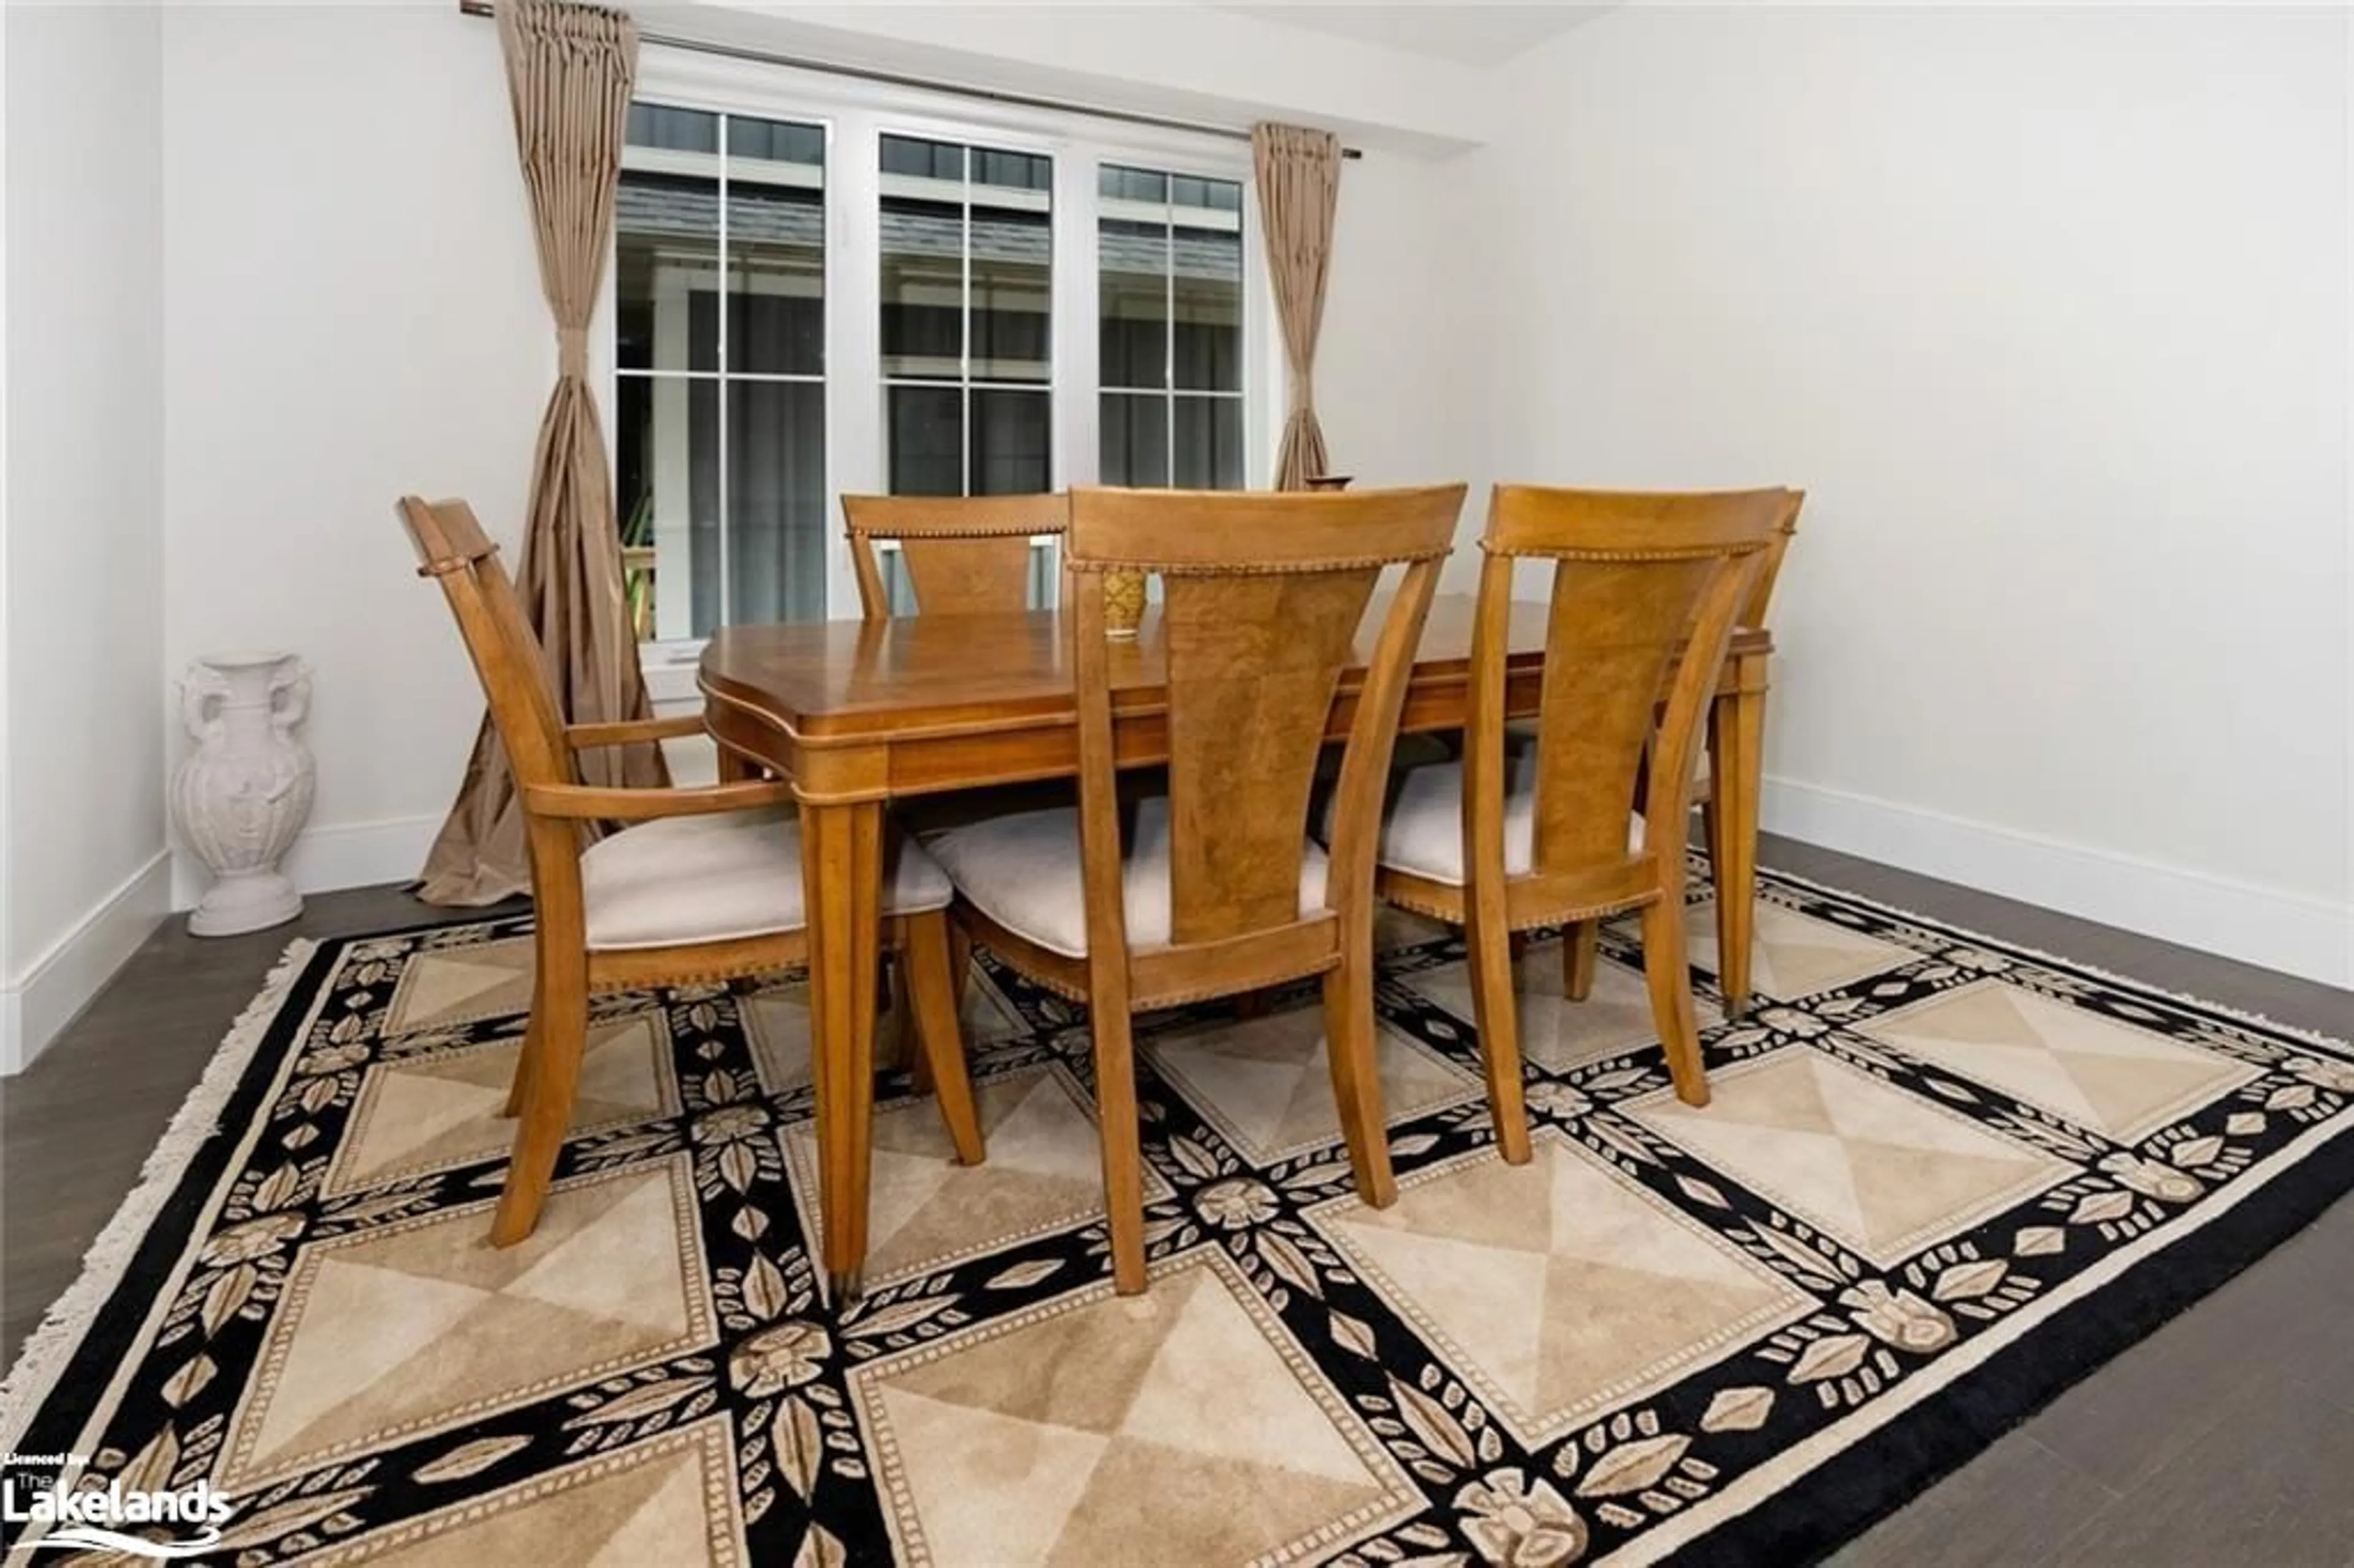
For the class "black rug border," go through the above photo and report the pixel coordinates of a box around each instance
[1671,1107,2354,1566]
[5,889,2350,1566]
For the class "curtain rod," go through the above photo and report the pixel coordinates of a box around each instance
[456,1,1362,158]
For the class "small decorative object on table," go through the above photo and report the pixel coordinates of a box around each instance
[1103,567,1147,639]
[172,652,316,936]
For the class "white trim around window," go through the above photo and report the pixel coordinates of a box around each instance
[604,45,1279,687]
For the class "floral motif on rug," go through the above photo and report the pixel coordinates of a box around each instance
[3,866,2350,1566]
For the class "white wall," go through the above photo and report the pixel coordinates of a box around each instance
[1473,4,2353,983]
[161,3,547,904]
[667,2,1491,156]
[1,2,169,1071]
[1316,146,1487,589]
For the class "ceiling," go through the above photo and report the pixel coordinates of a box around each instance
[1213,4,1615,67]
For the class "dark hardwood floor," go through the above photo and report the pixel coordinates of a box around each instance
[2,843,2348,1565]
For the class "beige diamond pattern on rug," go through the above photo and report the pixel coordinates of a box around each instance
[318,1420,743,1568]
[1676,898,1914,1001]
[1407,946,1726,1073]
[1857,980,2259,1141]
[781,1066,1170,1289]
[745,970,1027,1095]
[1141,1007,1480,1164]
[855,1252,1417,1567]
[1314,1134,1813,1442]
[325,1016,676,1197]
[1629,1047,2078,1265]
[383,938,536,1033]
[222,1159,713,1491]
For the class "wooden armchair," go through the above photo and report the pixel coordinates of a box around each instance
[842,492,1066,620]
[397,497,984,1247]
[925,485,1468,1293]
[1363,486,1783,1158]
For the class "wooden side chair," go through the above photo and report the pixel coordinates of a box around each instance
[1689,487,1804,1012]
[925,484,1468,1294]
[397,496,985,1247]
[1361,486,1784,1160]
[842,492,1065,620]
[1515,486,1804,1017]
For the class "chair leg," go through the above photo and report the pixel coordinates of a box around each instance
[1321,955,1397,1208]
[1464,905,1533,1164]
[902,911,985,1165]
[492,951,588,1246]
[1562,922,1599,1002]
[503,933,555,1118]
[1090,1001,1151,1295]
[1642,894,1710,1106]
[948,921,973,1010]
[502,1011,541,1119]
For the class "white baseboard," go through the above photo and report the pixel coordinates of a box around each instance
[0,851,172,1076]
[1761,775,2353,989]
[170,813,442,913]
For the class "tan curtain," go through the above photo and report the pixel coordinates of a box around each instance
[1251,123,1343,490]
[419,0,666,906]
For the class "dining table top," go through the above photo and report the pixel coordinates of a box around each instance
[699,593,1773,742]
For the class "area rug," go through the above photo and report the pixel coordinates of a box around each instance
[5,865,2351,1566]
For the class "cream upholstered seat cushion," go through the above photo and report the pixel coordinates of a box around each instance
[579,808,952,951]
[1342,750,1645,887]
[926,795,1330,960]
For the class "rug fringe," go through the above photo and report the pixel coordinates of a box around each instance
[1753,862,2352,1051]
[0,937,322,1452]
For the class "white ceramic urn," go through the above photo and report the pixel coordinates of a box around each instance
[172,653,315,936]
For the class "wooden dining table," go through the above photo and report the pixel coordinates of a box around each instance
[700,596,1772,1300]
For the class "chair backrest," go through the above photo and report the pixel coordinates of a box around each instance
[1064,485,1466,962]
[1740,487,1807,629]
[841,493,1068,620]
[395,496,570,793]
[1471,486,1783,896]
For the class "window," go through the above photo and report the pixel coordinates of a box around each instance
[878,135,1054,498]
[615,105,827,641]
[611,60,1265,644]
[1099,166,1246,489]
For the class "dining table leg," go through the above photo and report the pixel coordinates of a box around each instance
[799,796,885,1307]
[1709,657,1768,1018]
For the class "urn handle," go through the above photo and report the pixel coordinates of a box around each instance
[270,662,313,735]
[180,663,232,746]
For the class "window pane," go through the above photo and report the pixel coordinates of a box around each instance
[1100,164,1166,205]
[972,389,1049,495]
[627,104,717,153]
[616,169,717,373]
[889,385,964,495]
[885,137,1054,494]
[1173,216,1243,391]
[727,381,828,623]
[615,375,718,640]
[971,207,1049,381]
[728,115,824,376]
[1099,220,1169,390]
[1173,396,1243,490]
[881,134,961,182]
[976,148,1051,192]
[728,116,823,165]
[880,193,962,378]
[1100,392,1169,487]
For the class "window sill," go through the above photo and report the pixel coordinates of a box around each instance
[640,644,707,709]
